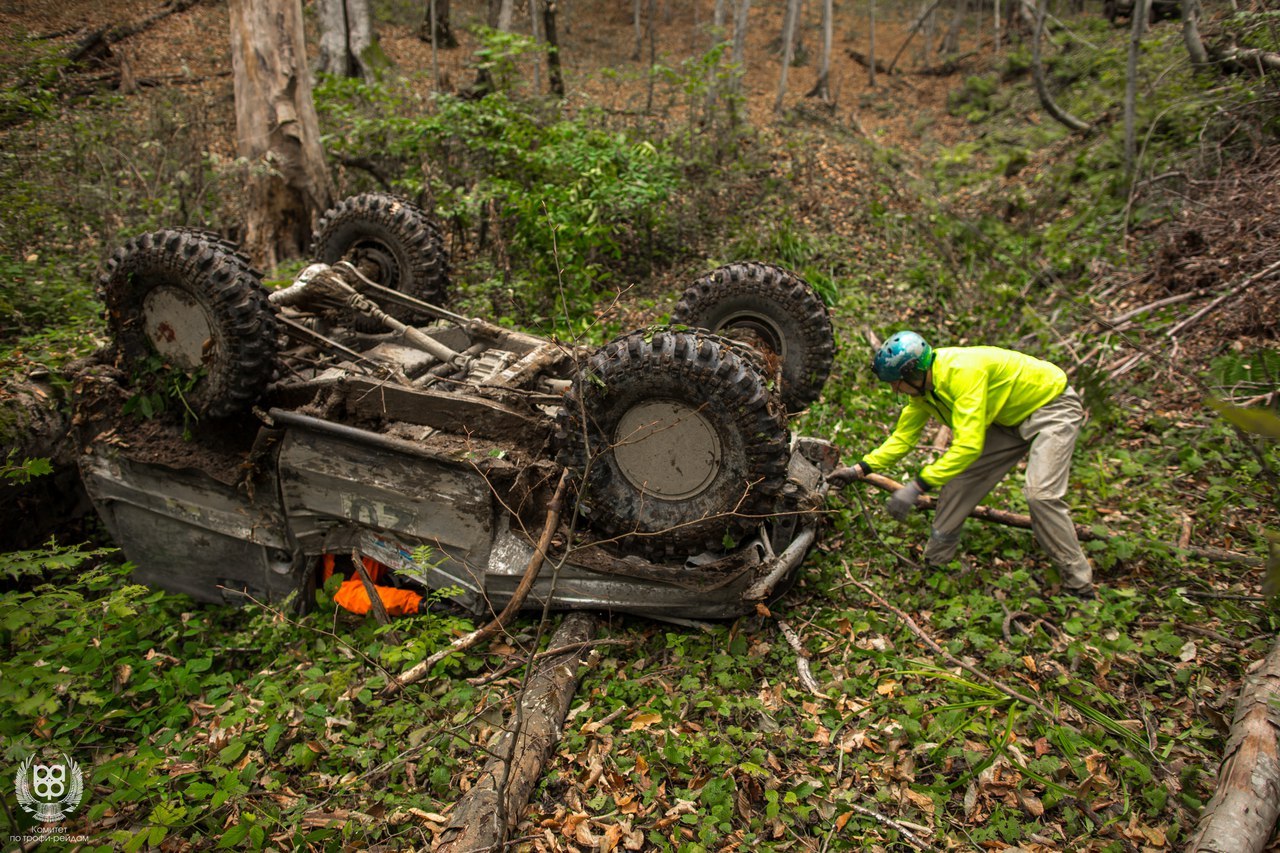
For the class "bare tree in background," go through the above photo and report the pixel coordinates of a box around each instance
[868,0,877,87]
[544,0,565,97]
[420,0,458,49]
[806,0,834,103]
[315,0,391,80]
[774,0,801,112]
[1124,0,1148,178]
[229,0,335,269]
[730,0,751,101]
[1032,0,1088,131]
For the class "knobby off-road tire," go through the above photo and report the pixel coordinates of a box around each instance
[310,193,450,332]
[99,229,278,418]
[672,262,835,413]
[557,329,789,557]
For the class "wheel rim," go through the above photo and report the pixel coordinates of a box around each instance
[612,399,723,500]
[142,286,215,369]
[351,239,401,287]
[714,311,787,360]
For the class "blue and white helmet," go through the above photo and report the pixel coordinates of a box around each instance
[872,331,934,382]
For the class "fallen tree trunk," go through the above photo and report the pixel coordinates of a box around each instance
[435,611,599,852]
[831,468,1264,568]
[1186,635,1280,853]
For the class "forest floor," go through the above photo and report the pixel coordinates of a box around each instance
[2,1,1280,851]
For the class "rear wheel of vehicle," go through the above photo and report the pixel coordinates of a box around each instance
[310,193,450,331]
[671,262,835,412]
[556,329,789,557]
[99,229,278,418]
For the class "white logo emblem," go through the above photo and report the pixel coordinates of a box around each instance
[15,753,84,823]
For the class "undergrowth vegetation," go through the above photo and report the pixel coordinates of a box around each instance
[1,3,1279,850]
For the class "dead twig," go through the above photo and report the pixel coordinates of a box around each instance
[777,619,822,694]
[846,568,1069,726]
[383,469,570,696]
[831,468,1264,568]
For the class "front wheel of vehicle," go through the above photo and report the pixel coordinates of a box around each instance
[671,262,835,413]
[556,328,789,557]
[98,229,278,418]
[310,193,450,331]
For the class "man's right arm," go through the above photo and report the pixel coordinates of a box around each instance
[861,403,930,474]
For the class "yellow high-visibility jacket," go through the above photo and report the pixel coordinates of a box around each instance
[861,346,1067,489]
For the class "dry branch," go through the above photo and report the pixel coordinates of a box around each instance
[435,611,599,852]
[831,468,1263,568]
[777,619,821,694]
[848,571,1068,725]
[1187,635,1280,853]
[382,470,570,697]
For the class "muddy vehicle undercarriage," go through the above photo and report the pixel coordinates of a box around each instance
[74,194,840,620]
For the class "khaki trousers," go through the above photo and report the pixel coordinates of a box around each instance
[923,387,1094,591]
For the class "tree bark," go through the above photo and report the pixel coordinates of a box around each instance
[1032,0,1090,132]
[316,0,389,80]
[774,0,801,113]
[1124,0,1147,178]
[1181,0,1208,65]
[1187,636,1280,853]
[730,0,751,99]
[419,0,458,48]
[229,0,335,270]
[831,468,1264,567]
[435,611,600,852]
[805,0,833,102]
[543,0,565,97]
[868,0,877,87]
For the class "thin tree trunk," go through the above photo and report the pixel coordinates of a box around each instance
[774,0,800,113]
[1187,636,1280,853]
[529,0,543,93]
[1032,0,1089,132]
[434,612,600,852]
[869,0,877,87]
[633,0,643,61]
[707,0,728,113]
[229,0,335,270]
[941,0,966,55]
[806,0,833,102]
[1182,0,1209,65]
[994,0,1001,53]
[544,0,564,97]
[889,0,945,73]
[497,0,514,32]
[1124,0,1147,178]
[730,0,750,97]
[419,0,457,48]
[645,0,656,113]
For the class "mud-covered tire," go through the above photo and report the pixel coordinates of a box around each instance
[310,193,450,331]
[556,328,789,557]
[672,262,835,412]
[99,229,278,418]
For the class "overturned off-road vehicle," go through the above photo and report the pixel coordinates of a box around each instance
[75,194,840,620]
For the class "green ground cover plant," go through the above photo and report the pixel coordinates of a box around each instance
[1,3,1278,849]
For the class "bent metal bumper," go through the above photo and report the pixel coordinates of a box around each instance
[79,411,834,620]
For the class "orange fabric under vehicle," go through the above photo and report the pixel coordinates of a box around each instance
[322,554,422,617]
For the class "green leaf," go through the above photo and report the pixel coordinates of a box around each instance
[219,823,249,848]
[219,741,246,765]
[1207,398,1280,439]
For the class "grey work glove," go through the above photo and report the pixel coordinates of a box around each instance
[887,479,925,520]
